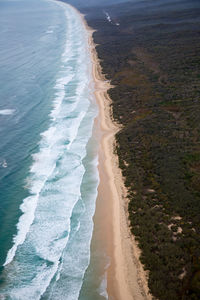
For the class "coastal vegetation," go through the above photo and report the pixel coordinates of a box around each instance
[65,0,200,298]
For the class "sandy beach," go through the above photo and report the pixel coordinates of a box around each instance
[82,19,152,300]
[63,3,152,298]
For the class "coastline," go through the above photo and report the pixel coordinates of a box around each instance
[65,3,152,299]
[83,16,152,300]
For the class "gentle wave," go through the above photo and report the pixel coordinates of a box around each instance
[0,109,15,115]
[0,159,8,168]
[1,1,100,299]
[3,4,89,268]
[3,195,38,266]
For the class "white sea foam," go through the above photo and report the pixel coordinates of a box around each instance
[0,159,7,168]
[3,195,39,266]
[4,109,87,267]
[98,273,108,299]
[0,109,15,115]
[9,261,60,299]
[2,2,100,299]
[50,73,74,120]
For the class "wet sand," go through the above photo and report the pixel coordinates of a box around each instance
[86,24,152,300]
[69,4,152,299]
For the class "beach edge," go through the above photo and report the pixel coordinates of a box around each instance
[72,5,152,300]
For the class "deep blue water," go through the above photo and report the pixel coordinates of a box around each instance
[0,0,107,298]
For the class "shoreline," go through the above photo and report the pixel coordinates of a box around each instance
[65,3,152,299]
[83,17,152,300]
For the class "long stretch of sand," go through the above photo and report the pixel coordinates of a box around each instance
[71,5,152,299]
[86,26,152,300]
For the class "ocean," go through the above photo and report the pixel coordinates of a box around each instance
[0,0,107,298]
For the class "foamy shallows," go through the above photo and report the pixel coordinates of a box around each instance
[0,1,105,299]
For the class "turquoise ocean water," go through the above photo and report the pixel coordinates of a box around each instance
[0,0,107,298]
